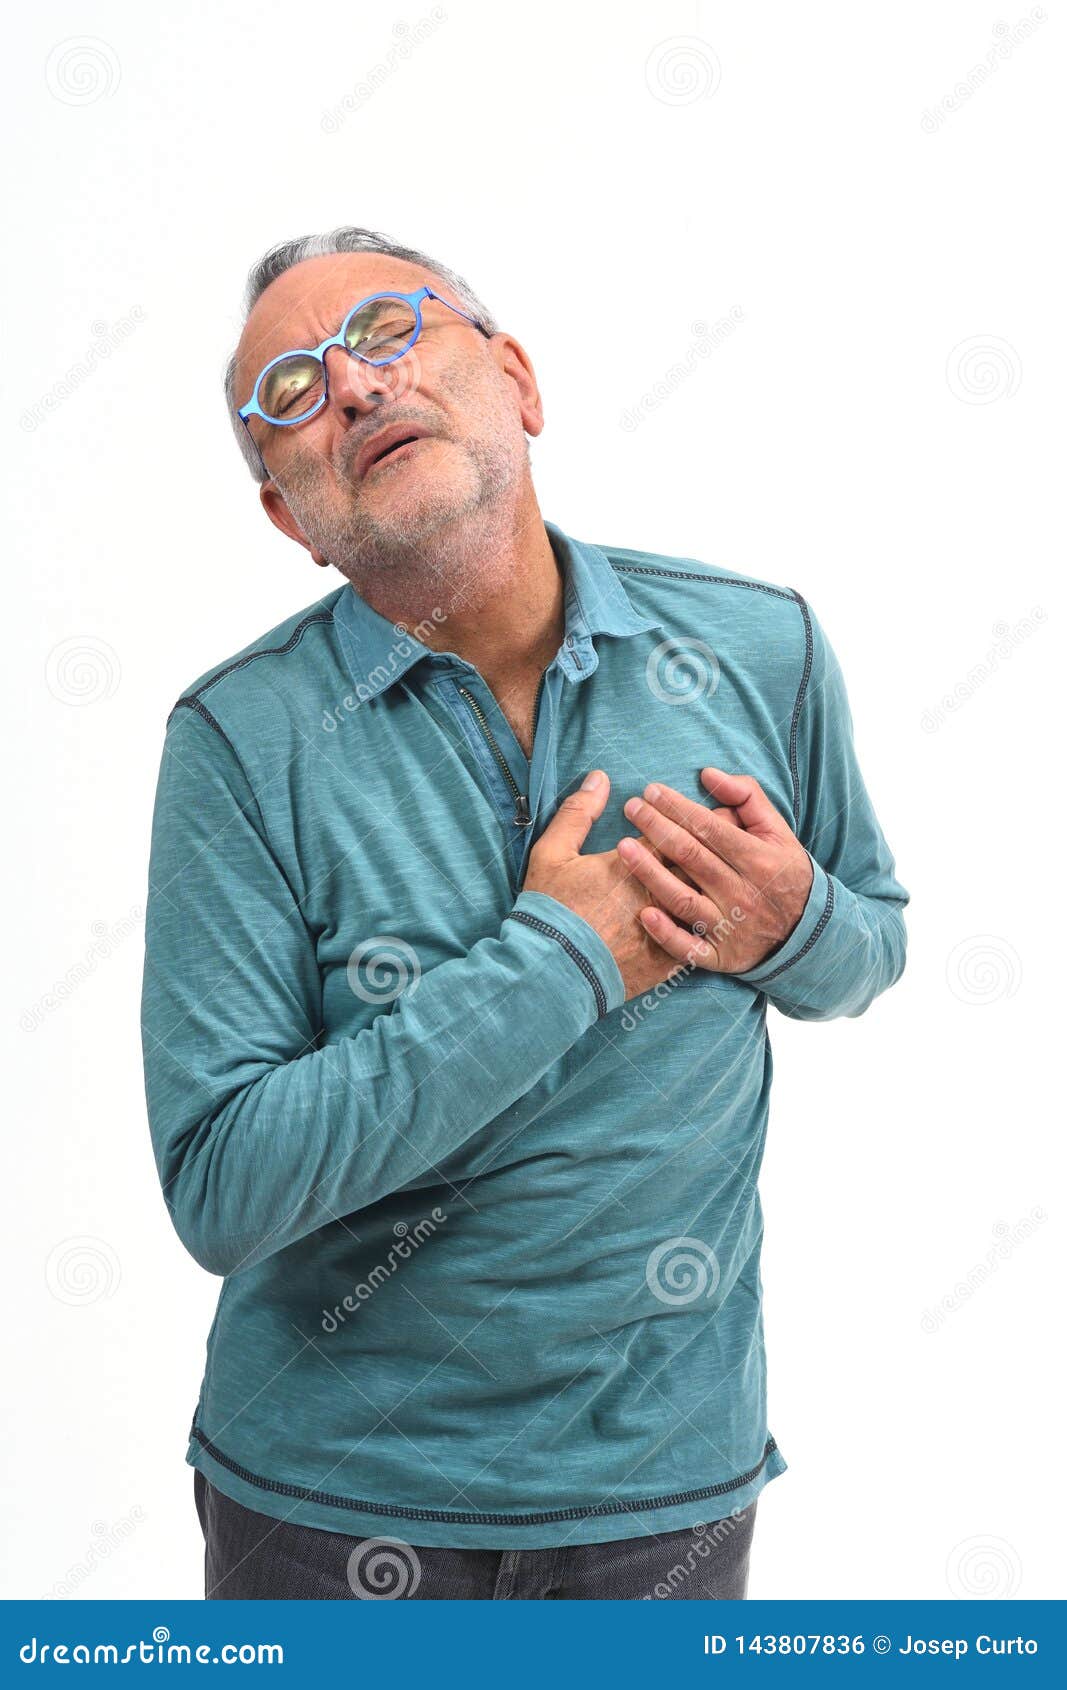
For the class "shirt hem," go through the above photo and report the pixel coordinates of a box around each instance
[186,1424,787,1550]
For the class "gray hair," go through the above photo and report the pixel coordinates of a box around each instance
[223,227,498,482]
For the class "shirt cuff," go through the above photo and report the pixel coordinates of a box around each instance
[732,854,835,991]
[506,890,626,1019]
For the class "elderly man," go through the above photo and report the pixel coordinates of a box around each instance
[141,227,908,1601]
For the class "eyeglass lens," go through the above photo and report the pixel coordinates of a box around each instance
[257,296,419,421]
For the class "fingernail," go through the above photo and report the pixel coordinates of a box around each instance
[623,797,641,818]
[645,784,662,803]
[581,770,604,791]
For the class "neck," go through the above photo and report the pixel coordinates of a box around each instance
[351,485,565,691]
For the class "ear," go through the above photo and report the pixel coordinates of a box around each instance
[259,482,331,567]
[489,334,545,438]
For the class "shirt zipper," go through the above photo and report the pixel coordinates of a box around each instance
[456,678,545,829]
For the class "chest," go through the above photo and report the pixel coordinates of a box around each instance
[269,640,796,1034]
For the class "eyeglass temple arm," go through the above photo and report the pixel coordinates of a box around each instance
[424,286,492,339]
[240,412,272,484]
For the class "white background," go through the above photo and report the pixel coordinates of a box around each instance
[4,0,1063,1600]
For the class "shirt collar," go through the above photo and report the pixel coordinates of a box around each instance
[333,518,662,703]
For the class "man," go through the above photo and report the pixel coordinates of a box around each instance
[141,227,908,1601]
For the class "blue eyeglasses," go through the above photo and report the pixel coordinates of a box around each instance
[238,285,489,453]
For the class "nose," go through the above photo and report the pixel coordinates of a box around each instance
[323,344,400,417]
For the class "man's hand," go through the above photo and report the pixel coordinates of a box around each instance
[615,767,814,973]
[523,771,701,1001]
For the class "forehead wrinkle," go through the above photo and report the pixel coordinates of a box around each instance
[238,279,343,396]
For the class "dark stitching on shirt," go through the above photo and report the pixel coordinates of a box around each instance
[786,591,813,831]
[504,910,608,1019]
[190,1423,778,1526]
[747,875,834,986]
[611,564,812,832]
[181,609,336,706]
[612,562,795,601]
[166,694,237,754]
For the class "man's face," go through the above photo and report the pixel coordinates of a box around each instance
[234,254,541,586]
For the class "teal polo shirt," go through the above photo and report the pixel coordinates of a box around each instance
[141,520,908,1548]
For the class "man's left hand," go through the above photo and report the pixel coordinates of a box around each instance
[616,767,814,973]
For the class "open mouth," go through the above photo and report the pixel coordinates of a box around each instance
[362,430,432,477]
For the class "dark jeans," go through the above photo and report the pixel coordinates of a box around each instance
[194,1470,756,1600]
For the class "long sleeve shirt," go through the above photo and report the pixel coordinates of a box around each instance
[140,520,908,1548]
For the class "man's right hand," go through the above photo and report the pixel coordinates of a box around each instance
[522,769,694,1002]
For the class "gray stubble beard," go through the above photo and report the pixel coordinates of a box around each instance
[276,394,534,621]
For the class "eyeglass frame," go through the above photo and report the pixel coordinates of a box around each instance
[237,284,492,477]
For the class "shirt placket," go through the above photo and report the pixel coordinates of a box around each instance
[425,662,568,890]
